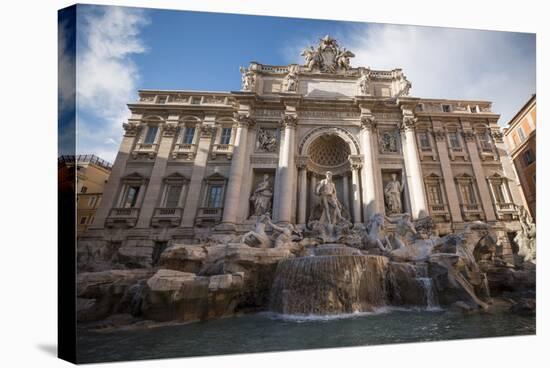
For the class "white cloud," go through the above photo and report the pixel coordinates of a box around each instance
[286,24,535,126]
[76,6,149,162]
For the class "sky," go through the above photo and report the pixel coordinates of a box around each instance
[59,4,536,163]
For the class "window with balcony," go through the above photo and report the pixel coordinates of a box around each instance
[220,127,232,145]
[427,183,443,205]
[478,132,493,152]
[459,182,477,205]
[418,131,431,149]
[144,126,159,144]
[164,184,183,208]
[448,131,461,149]
[122,185,140,208]
[182,127,196,144]
[207,185,224,208]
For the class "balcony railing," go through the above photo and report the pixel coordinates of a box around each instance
[195,207,223,226]
[211,144,234,159]
[496,203,515,211]
[106,207,140,227]
[430,204,446,212]
[172,143,196,159]
[151,207,183,227]
[462,203,480,212]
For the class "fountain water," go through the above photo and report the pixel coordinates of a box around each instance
[270,244,389,315]
[416,277,438,310]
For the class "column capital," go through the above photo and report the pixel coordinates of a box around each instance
[296,155,309,169]
[490,128,504,143]
[280,114,298,129]
[233,112,256,128]
[162,123,178,137]
[462,130,476,142]
[360,115,377,131]
[122,121,141,137]
[399,115,417,132]
[433,129,446,142]
[200,124,215,138]
[348,155,363,170]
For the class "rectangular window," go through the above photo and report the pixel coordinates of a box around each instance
[144,126,158,144]
[470,105,478,113]
[418,132,431,149]
[220,127,232,145]
[80,186,88,194]
[448,132,461,149]
[88,196,97,208]
[80,216,88,225]
[182,127,196,144]
[517,127,526,142]
[523,149,534,166]
[164,185,183,208]
[123,185,140,208]
[207,185,223,208]
[427,184,443,205]
[460,183,477,205]
[442,104,451,113]
[492,183,507,204]
[157,96,167,104]
[479,133,492,152]
[416,103,424,112]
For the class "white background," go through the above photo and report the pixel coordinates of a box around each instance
[0,0,547,366]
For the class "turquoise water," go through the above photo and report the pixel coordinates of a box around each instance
[77,309,535,364]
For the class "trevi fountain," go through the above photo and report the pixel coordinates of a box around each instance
[76,170,535,363]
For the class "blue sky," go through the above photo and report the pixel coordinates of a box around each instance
[59,4,536,163]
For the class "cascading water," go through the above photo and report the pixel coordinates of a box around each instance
[269,244,389,315]
[416,277,439,310]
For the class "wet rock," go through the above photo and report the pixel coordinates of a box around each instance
[141,269,245,323]
[387,262,427,306]
[484,264,535,295]
[159,244,207,273]
[77,269,155,322]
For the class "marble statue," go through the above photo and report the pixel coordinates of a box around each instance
[384,173,404,214]
[301,46,319,70]
[283,69,299,92]
[257,128,277,153]
[364,213,392,253]
[515,206,536,263]
[242,213,271,248]
[267,218,302,248]
[316,171,346,225]
[239,66,256,91]
[386,213,417,249]
[358,69,371,95]
[250,174,273,217]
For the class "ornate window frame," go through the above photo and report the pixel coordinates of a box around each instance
[487,172,517,220]
[472,122,498,161]
[211,117,237,160]
[415,122,437,161]
[444,123,468,161]
[151,173,189,227]
[454,173,483,221]
[172,116,201,160]
[195,173,228,226]
[132,116,164,159]
[424,173,450,221]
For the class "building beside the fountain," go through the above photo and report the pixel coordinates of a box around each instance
[81,36,523,263]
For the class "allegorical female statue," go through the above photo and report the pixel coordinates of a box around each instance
[250,174,273,217]
[384,173,404,215]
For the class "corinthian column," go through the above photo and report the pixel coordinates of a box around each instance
[275,114,297,224]
[220,113,254,227]
[359,114,377,221]
[349,156,363,224]
[400,113,428,219]
[297,157,308,225]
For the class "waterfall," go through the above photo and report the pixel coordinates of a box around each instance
[416,277,438,310]
[269,244,389,315]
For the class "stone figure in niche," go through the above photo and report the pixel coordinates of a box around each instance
[283,69,299,92]
[242,213,271,248]
[386,213,417,249]
[515,205,536,263]
[384,173,404,215]
[239,66,256,91]
[358,69,371,95]
[257,128,277,153]
[250,174,273,217]
[316,171,346,225]
[379,131,398,153]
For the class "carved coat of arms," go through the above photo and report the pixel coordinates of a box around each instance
[301,35,355,73]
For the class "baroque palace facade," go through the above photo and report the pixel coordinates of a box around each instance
[82,36,522,264]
